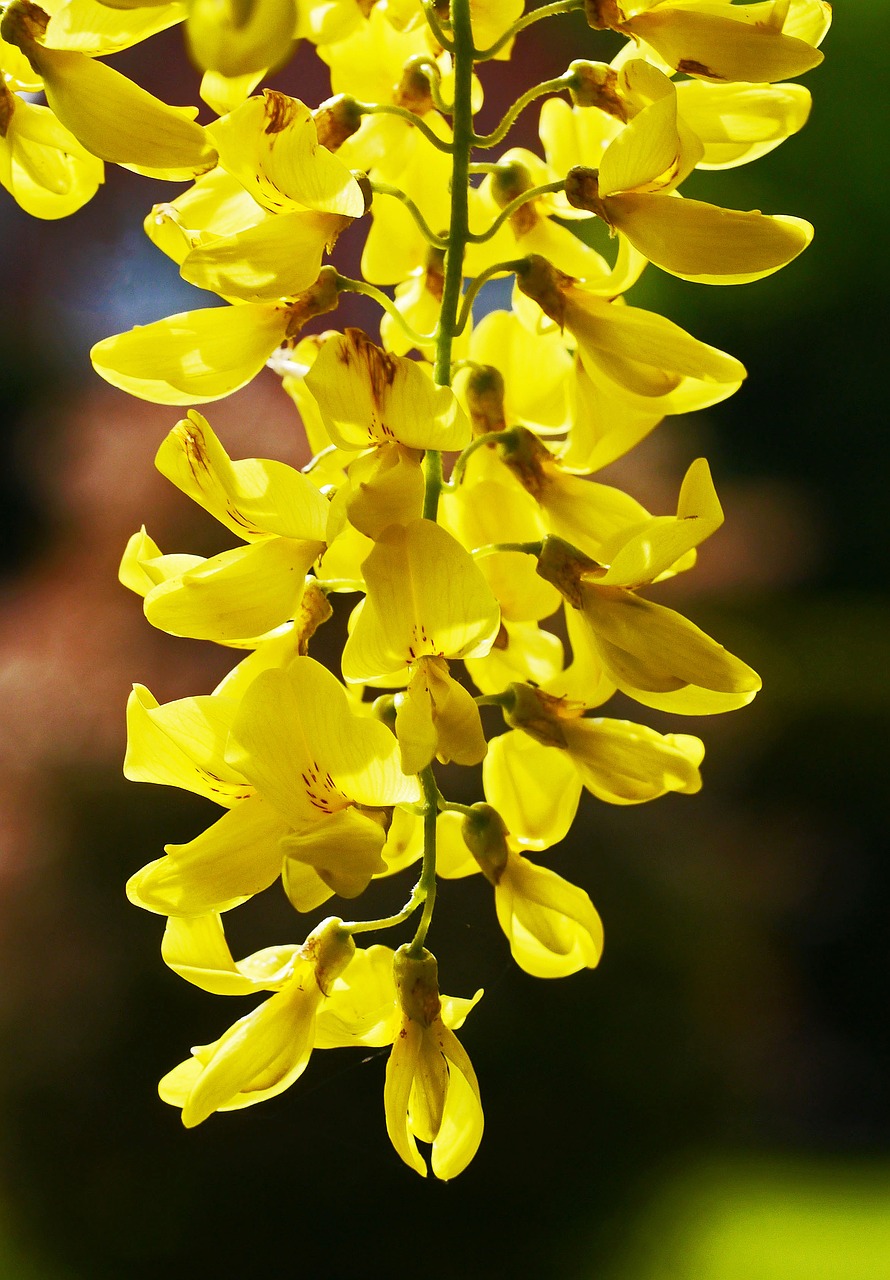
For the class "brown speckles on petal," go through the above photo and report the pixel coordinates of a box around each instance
[676,59,725,80]
[262,89,300,135]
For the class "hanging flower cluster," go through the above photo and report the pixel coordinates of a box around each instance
[1,0,829,1177]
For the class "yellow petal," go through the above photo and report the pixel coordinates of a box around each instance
[495,852,603,978]
[186,0,296,78]
[604,191,813,284]
[304,329,470,452]
[0,92,103,218]
[430,1025,483,1180]
[126,794,287,915]
[160,912,299,994]
[180,208,351,301]
[28,43,215,178]
[91,301,290,404]
[143,537,321,645]
[627,6,823,83]
[676,79,812,169]
[561,717,704,803]
[281,806,387,898]
[227,655,420,829]
[483,729,581,851]
[208,90,364,216]
[155,411,329,541]
[123,684,251,805]
[341,520,501,680]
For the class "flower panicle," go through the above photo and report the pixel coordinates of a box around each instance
[8,0,828,1177]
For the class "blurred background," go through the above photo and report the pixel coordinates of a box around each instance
[0,3,887,1277]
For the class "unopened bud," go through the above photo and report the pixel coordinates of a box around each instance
[583,0,623,30]
[514,255,573,328]
[568,60,627,119]
[295,579,333,654]
[393,945,441,1027]
[536,534,601,609]
[564,167,610,223]
[461,804,509,884]
[465,365,506,435]
[313,95,363,150]
[394,59,434,115]
[501,682,570,748]
[303,917,356,996]
[284,267,341,341]
[497,425,549,497]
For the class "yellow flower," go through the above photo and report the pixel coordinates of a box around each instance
[91,267,341,404]
[207,90,365,217]
[120,413,328,645]
[384,946,483,1179]
[302,328,470,452]
[537,512,762,714]
[0,78,103,217]
[1,1,216,180]
[483,691,704,850]
[228,655,421,898]
[585,0,828,85]
[159,916,355,1126]
[462,803,604,979]
[341,519,500,772]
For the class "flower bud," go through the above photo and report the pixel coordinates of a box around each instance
[464,365,507,436]
[303,917,356,996]
[393,945,441,1027]
[568,60,627,118]
[313,94,363,151]
[461,803,509,884]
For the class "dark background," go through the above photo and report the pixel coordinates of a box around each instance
[0,4,886,1277]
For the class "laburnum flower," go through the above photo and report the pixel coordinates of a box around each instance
[459,803,604,978]
[91,265,341,404]
[300,328,470,544]
[159,914,356,1126]
[385,946,483,1180]
[535,465,762,715]
[543,55,812,192]
[91,90,366,402]
[515,256,746,428]
[483,683,704,849]
[341,519,501,773]
[227,656,421,900]
[559,66,813,284]
[316,8,441,180]
[119,412,328,645]
[0,75,103,216]
[1,0,216,180]
[303,327,470,453]
[585,0,829,85]
[125,654,421,916]
[466,149,647,290]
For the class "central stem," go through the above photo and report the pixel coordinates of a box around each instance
[425,0,475,520]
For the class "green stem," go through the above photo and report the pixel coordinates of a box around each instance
[343,886,425,935]
[334,273,434,347]
[454,259,526,335]
[467,180,566,244]
[473,75,576,147]
[422,0,454,51]
[423,0,475,525]
[370,182,449,249]
[446,429,516,489]
[354,102,453,153]
[408,767,441,956]
[475,0,584,60]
